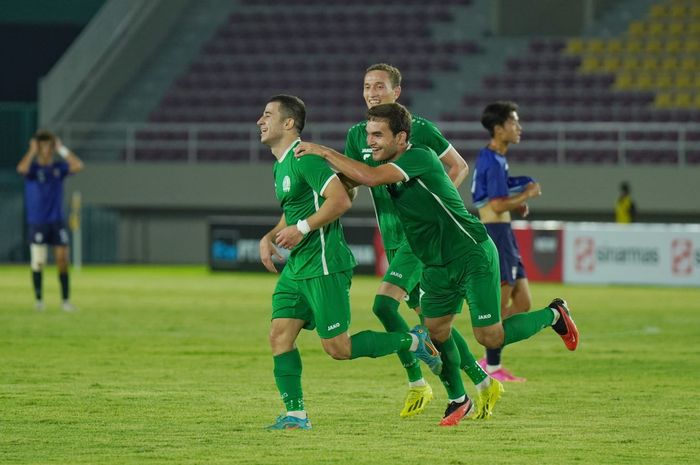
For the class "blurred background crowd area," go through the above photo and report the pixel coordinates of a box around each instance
[1,0,699,264]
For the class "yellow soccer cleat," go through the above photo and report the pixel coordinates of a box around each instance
[400,384,434,418]
[471,378,504,420]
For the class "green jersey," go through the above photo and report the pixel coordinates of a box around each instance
[273,139,356,278]
[387,144,488,266]
[345,115,452,250]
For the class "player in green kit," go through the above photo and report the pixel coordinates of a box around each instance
[295,103,579,427]
[257,95,443,430]
[343,63,502,420]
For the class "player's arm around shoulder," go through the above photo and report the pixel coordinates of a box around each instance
[274,176,352,250]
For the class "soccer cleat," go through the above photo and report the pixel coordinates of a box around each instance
[409,325,443,375]
[471,378,504,420]
[266,414,312,430]
[439,398,474,427]
[61,301,77,312]
[477,359,526,382]
[550,298,579,351]
[35,300,45,312]
[400,384,433,418]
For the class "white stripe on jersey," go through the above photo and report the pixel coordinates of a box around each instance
[416,178,477,244]
[313,190,329,275]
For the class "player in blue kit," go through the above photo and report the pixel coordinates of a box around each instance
[471,101,542,382]
[17,130,84,311]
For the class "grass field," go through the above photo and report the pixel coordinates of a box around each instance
[1,265,699,465]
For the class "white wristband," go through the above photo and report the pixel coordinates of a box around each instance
[296,219,311,235]
[57,146,69,158]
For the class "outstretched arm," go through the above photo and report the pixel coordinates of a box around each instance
[275,176,352,250]
[295,142,403,187]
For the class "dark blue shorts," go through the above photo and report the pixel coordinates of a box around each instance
[29,222,70,246]
[484,223,525,286]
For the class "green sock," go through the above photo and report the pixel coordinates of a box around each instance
[503,306,556,346]
[350,330,413,359]
[273,349,304,412]
[373,295,423,382]
[452,328,487,385]
[434,334,465,400]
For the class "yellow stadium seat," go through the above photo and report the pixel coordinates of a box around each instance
[628,21,646,36]
[665,39,683,53]
[614,73,634,90]
[674,92,693,108]
[623,40,643,53]
[642,57,659,71]
[661,57,679,70]
[655,73,674,89]
[581,55,602,72]
[606,39,623,53]
[602,56,622,72]
[645,39,664,53]
[670,5,687,18]
[649,5,667,18]
[586,39,605,53]
[692,6,700,18]
[684,39,700,52]
[622,56,641,70]
[693,93,700,108]
[689,22,700,35]
[668,22,685,35]
[654,92,674,108]
[637,73,655,90]
[680,56,697,71]
[566,38,585,54]
[675,73,694,89]
[647,22,665,35]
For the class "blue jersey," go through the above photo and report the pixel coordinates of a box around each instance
[471,146,534,208]
[23,160,70,225]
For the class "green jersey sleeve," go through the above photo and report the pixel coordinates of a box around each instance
[345,123,364,162]
[296,155,337,195]
[390,147,436,182]
[412,117,451,158]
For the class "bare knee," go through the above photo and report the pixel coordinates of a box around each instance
[474,325,505,349]
[322,335,351,360]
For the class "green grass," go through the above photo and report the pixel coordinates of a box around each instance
[1,265,699,464]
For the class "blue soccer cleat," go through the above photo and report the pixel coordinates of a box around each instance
[410,325,443,375]
[266,414,312,430]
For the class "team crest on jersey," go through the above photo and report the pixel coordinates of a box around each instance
[282,176,291,193]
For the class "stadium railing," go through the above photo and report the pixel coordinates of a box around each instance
[54,121,700,166]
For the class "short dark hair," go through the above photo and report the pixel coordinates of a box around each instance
[481,101,519,137]
[366,103,412,140]
[34,129,56,143]
[365,63,402,88]
[268,94,306,134]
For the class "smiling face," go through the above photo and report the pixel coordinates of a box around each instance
[495,111,522,144]
[365,119,406,162]
[256,101,288,147]
[363,70,401,109]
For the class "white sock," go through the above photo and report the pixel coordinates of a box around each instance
[409,333,419,352]
[448,394,466,404]
[486,363,501,373]
[476,377,491,392]
[287,410,307,420]
[551,308,560,325]
[409,378,427,388]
